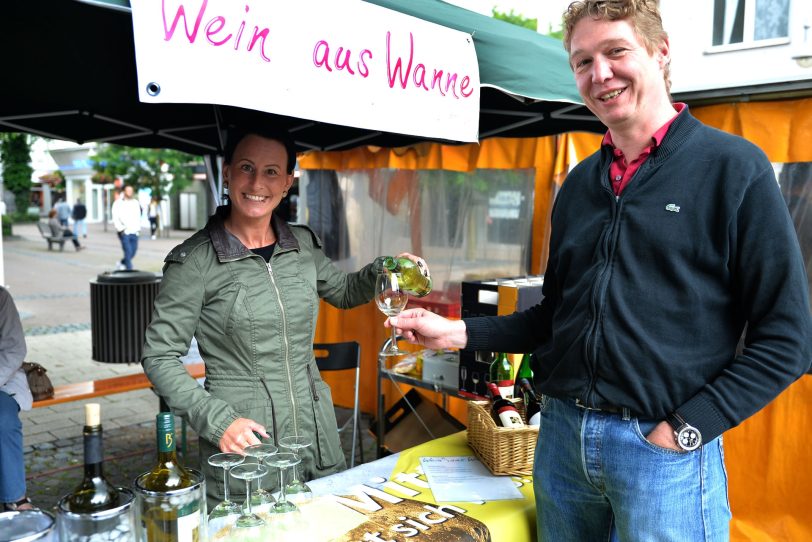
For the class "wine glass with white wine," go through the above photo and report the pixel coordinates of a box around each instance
[376,271,408,356]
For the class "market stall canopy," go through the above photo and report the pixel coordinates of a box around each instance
[0,0,601,156]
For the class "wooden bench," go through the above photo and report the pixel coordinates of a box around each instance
[33,363,205,408]
[32,363,205,456]
[37,221,66,251]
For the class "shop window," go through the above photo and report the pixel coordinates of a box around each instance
[712,0,789,46]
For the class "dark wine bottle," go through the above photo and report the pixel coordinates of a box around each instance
[382,256,433,297]
[65,403,120,513]
[518,378,541,426]
[139,412,200,542]
[489,352,514,399]
[487,382,525,428]
[514,353,534,399]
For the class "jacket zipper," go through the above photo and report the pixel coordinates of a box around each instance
[582,186,623,406]
[306,364,319,402]
[266,260,297,436]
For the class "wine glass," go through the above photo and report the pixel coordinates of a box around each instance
[471,371,480,395]
[375,271,408,356]
[460,365,468,392]
[207,452,245,519]
[243,443,278,511]
[278,436,313,505]
[229,462,269,529]
[264,452,301,513]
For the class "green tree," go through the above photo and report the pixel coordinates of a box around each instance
[492,8,537,32]
[92,144,199,198]
[492,7,564,40]
[0,133,33,215]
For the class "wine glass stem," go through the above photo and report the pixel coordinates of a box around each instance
[390,325,398,350]
[257,459,265,491]
[278,467,287,504]
[245,479,253,515]
[223,466,231,503]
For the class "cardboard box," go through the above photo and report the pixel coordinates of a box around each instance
[371,389,465,453]
[421,350,459,389]
[459,276,544,398]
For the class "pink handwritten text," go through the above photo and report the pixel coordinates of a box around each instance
[313,40,373,78]
[162,0,271,62]
[386,32,473,99]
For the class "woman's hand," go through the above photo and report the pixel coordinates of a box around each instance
[219,417,270,454]
[387,308,468,350]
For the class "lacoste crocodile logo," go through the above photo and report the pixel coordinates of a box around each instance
[665,203,681,213]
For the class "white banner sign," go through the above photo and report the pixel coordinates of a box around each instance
[130,0,480,144]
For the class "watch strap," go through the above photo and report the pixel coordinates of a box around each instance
[666,411,686,432]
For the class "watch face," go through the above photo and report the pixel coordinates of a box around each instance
[677,425,702,451]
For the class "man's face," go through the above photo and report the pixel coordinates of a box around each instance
[124,186,134,199]
[569,17,669,131]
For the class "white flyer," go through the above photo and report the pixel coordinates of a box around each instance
[419,456,524,502]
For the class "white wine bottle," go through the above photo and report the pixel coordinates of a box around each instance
[139,412,200,542]
[382,256,432,297]
[65,403,120,513]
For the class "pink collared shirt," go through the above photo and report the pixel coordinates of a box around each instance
[602,103,686,196]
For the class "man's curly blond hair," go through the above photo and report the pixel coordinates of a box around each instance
[562,0,670,92]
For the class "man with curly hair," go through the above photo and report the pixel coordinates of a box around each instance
[390,1,812,539]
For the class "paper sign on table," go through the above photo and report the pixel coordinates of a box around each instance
[419,456,524,502]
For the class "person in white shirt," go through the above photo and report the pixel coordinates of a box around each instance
[111,185,142,270]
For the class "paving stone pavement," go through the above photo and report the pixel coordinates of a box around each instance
[3,221,378,514]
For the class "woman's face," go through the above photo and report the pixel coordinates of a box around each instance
[224,134,293,223]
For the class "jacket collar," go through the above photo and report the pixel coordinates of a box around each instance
[206,206,300,262]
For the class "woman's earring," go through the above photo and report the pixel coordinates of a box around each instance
[222,184,230,205]
[282,190,288,197]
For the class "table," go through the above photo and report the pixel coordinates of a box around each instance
[310,431,536,542]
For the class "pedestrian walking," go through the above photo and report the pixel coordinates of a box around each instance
[54,198,71,228]
[111,185,142,270]
[71,198,87,239]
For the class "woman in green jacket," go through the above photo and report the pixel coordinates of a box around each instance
[142,126,420,507]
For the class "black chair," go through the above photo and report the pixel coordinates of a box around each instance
[314,341,364,468]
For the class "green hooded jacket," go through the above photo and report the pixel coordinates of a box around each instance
[142,206,382,505]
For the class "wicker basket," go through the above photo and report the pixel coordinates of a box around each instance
[467,399,539,476]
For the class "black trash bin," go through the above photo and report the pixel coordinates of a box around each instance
[90,270,161,364]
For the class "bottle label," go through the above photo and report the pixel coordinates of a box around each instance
[156,413,176,453]
[176,504,200,542]
[157,428,176,453]
[496,380,514,400]
[496,405,525,428]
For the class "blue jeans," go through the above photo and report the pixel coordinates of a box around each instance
[73,219,86,238]
[120,233,139,270]
[534,397,731,541]
[0,391,25,503]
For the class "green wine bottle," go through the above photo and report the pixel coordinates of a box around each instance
[489,352,514,399]
[140,412,200,542]
[382,256,433,297]
[65,403,120,513]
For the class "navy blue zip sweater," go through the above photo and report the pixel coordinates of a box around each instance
[465,108,812,444]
